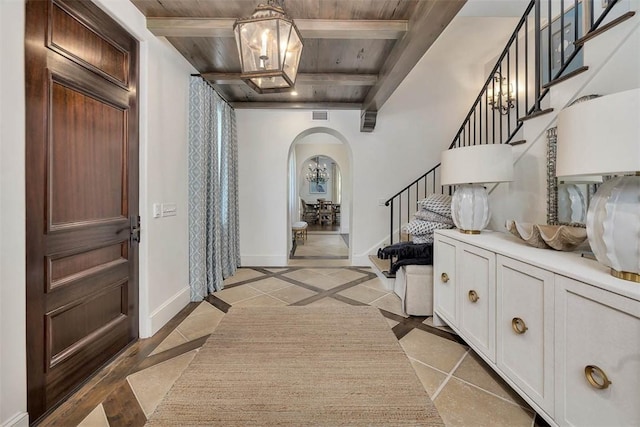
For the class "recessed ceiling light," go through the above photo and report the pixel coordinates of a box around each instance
[291,91,298,96]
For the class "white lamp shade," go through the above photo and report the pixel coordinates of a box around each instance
[556,88,640,177]
[441,144,514,185]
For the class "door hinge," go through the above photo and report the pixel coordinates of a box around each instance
[130,215,141,244]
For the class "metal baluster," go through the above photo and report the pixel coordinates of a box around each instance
[525,16,529,112]
[507,50,511,137]
[515,28,520,120]
[534,0,541,111]
[560,0,565,72]
[492,75,496,143]
[499,64,503,144]
[548,0,552,81]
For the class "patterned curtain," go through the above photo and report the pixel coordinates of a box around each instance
[188,77,240,301]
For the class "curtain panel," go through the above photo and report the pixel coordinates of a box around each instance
[188,77,240,301]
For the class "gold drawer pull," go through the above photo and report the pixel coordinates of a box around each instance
[585,365,612,390]
[468,290,479,303]
[441,272,450,283]
[511,317,528,334]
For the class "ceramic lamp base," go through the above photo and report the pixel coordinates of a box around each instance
[587,175,640,283]
[451,184,491,233]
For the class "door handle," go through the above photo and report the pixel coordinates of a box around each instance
[130,215,141,244]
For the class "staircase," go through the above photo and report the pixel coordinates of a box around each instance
[378,0,637,277]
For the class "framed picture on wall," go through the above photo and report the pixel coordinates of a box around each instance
[309,182,327,194]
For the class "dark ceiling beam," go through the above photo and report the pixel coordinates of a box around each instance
[230,102,362,110]
[201,72,378,86]
[361,0,467,113]
[147,18,407,39]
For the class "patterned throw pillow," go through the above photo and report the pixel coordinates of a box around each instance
[416,194,452,218]
[402,219,454,236]
[413,209,454,225]
[412,234,434,244]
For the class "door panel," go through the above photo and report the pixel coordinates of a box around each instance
[49,78,127,227]
[26,0,139,421]
[48,1,130,87]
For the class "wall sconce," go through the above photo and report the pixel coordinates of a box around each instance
[487,74,515,115]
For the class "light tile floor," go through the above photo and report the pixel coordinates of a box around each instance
[67,266,550,427]
[292,233,349,258]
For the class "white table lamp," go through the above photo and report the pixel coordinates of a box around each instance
[557,88,640,283]
[441,144,514,233]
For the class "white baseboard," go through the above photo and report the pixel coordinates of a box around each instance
[2,412,28,427]
[241,255,288,266]
[147,285,190,338]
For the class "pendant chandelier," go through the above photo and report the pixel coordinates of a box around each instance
[233,0,303,94]
[305,157,329,183]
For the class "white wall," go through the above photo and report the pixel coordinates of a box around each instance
[0,1,27,425]
[0,0,195,423]
[237,15,519,266]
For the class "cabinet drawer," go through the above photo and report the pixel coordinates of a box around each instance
[434,238,457,326]
[458,244,495,362]
[555,276,640,427]
[497,256,554,414]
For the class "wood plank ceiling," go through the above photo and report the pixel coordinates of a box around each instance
[130,0,467,111]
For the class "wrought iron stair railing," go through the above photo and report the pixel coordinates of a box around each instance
[382,0,626,275]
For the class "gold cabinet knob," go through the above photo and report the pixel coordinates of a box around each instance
[511,317,528,334]
[585,365,612,390]
[468,290,479,303]
[441,272,450,283]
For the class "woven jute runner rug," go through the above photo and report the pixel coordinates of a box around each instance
[146,306,443,426]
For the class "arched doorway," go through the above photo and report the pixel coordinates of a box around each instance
[287,128,352,264]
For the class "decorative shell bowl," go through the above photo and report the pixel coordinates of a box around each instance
[505,220,588,251]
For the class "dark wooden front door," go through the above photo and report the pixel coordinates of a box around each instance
[25,0,139,421]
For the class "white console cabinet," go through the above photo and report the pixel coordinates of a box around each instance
[433,229,640,427]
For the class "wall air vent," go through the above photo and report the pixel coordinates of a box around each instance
[311,110,329,121]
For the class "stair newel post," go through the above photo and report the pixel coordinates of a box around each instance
[534,0,542,112]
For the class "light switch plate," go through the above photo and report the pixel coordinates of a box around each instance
[161,203,177,217]
[153,203,161,218]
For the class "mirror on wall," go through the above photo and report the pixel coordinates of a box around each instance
[546,127,600,226]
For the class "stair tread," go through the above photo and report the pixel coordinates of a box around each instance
[543,66,589,89]
[519,108,554,122]
[575,11,636,47]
